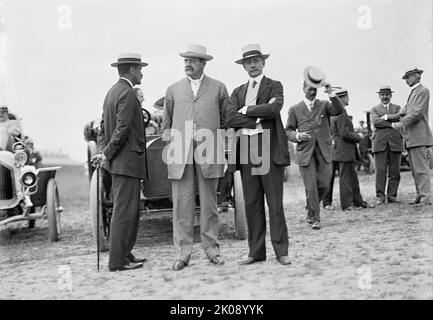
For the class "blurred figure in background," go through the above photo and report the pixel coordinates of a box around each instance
[23,136,43,168]
[0,106,21,151]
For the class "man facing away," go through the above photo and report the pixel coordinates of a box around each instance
[94,53,148,272]
[286,67,344,230]
[226,44,291,266]
[370,86,404,205]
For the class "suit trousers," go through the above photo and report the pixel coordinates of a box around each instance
[172,162,220,263]
[299,145,331,222]
[338,161,364,210]
[108,174,141,269]
[374,145,401,201]
[240,160,288,260]
[322,160,338,207]
[407,146,432,203]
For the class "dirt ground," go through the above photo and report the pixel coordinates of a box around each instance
[0,165,432,300]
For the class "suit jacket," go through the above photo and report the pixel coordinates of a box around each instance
[286,96,344,166]
[226,76,290,168]
[97,79,147,179]
[331,109,361,162]
[370,103,404,153]
[401,84,433,148]
[162,75,227,180]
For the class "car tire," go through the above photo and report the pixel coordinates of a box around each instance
[46,179,61,242]
[90,170,109,252]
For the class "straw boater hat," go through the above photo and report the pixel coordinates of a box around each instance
[377,86,394,94]
[304,66,327,88]
[402,67,423,80]
[111,53,148,67]
[335,88,349,97]
[179,44,213,61]
[235,44,270,64]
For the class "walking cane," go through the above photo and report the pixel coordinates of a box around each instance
[96,163,100,271]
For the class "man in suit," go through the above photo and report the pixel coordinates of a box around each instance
[330,89,372,211]
[286,67,344,230]
[370,86,404,205]
[397,68,433,205]
[94,53,148,272]
[162,44,230,271]
[226,44,291,266]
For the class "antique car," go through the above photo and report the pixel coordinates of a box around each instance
[0,139,63,242]
[84,107,247,252]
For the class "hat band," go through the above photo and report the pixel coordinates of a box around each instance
[117,57,142,63]
[308,75,323,85]
[242,50,262,58]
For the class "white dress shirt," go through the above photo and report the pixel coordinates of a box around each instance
[188,73,204,97]
[303,98,315,112]
[241,73,265,136]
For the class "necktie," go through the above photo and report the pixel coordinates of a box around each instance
[252,80,257,89]
[309,101,313,112]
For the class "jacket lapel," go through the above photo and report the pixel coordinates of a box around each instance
[256,76,269,102]
[194,75,209,101]
[238,82,249,108]
[183,78,194,101]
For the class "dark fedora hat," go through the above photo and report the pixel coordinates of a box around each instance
[235,44,270,64]
[377,85,394,94]
[111,53,148,67]
[402,67,423,80]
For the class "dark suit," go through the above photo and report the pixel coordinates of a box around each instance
[227,76,290,260]
[331,109,365,210]
[370,103,403,201]
[286,96,344,222]
[97,79,147,269]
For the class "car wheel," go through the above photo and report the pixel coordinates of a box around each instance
[46,179,61,242]
[90,169,110,252]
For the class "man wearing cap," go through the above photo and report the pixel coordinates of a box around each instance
[398,68,433,205]
[370,86,404,205]
[94,53,148,272]
[162,44,247,271]
[226,44,291,266]
[286,67,344,229]
[330,89,372,211]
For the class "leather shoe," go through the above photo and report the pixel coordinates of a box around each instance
[409,198,421,205]
[109,262,143,272]
[172,260,188,271]
[387,198,401,204]
[127,253,147,263]
[375,199,385,205]
[323,205,334,210]
[238,257,265,265]
[210,255,225,266]
[306,218,314,225]
[357,201,375,208]
[311,221,321,230]
[343,205,362,211]
[276,256,291,265]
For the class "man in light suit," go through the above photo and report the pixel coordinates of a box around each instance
[286,67,344,230]
[162,44,228,271]
[226,44,291,266]
[370,86,404,205]
[397,68,433,205]
[330,89,372,211]
[94,53,148,272]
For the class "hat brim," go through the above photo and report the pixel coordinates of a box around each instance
[402,69,423,79]
[179,52,213,61]
[235,54,270,64]
[303,67,326,88]
[111,61,148,67]
[377,91,394,94]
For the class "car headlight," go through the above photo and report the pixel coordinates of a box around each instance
[20,170,38,188]
[14,151,28,168]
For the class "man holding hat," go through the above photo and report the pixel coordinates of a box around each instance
[94,53,148,272]
[370,86,404,205]
[162,44,237,271]
[286,67,344,229]
[226,44,291,266]
[330,89,372,211]
[398,68,433,205]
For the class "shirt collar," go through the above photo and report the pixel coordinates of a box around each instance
[382,103,391,108]
[119,77,133,88]
[188,73,204,83]
[249,73,265,87]
[304,97,315,107]
[411,82,421,90]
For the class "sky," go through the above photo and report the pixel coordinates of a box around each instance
[0,0,432,163]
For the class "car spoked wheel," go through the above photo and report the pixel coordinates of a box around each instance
[46,179,62,242]
[90,169,110,252]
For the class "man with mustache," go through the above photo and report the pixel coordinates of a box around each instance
[370,86,404,205]
[286,67,344,230]
[162,44,255,271]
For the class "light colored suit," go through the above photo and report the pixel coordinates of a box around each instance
[162,75,227,263]
[401,84,433,204]
[370,103,403,201]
